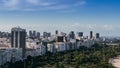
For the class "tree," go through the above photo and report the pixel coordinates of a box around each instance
[59,63,64,68]
[54,63,59,68]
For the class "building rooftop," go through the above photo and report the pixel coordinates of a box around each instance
[11,27,25,31]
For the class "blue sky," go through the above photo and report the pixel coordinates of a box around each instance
[0,0,120,36]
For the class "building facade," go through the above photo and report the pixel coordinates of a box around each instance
[11,27,26,58]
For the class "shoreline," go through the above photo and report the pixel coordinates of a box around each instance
[109,55,120,68]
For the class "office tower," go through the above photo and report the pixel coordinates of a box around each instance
[7,33,11,38]
[47,32,51,37]
[5,32,9,38]
[78,32,83,37]
[43,32,47,38]
[57,36,64,42]
[69,31,75,39]
[42,41,48,53]
[96,33,100,39]
[0,31,2,38]
[55,30,58,35]
[1,32,7,38]
[43,32,51,38]
[11,27,26,58]
[37,32,40,38]
[90,31,93,39]
[33,30,36,37]
[29,30,32,37]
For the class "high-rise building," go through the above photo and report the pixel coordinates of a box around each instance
[33,30,36,37]
[37,32,40,38]
[96,33,100,39]
[69,31,75,39]
[47,32,51,37]
[57,36,64,42]
[90,31,93,39]
[11,27,26,58]
[0,31,2,38]
[78,32,83,37]
[42,41,48,53]
[43,32,47,38]
[55,30,58,35]
[29,30,32,37]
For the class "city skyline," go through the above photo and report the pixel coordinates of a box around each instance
[0,0,120,36]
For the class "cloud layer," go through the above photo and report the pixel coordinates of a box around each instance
[0,0,86,11]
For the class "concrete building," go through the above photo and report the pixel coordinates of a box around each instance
[69,31,75,39]
[95,33,100,39]
[33,30,36,38]
[90,31,93,39]
[0,48,22,66]
[47,43,55,53]
[55,30,58,35]
[70,39,77,50]
[29,30,32,37]
[78,32,83,37]
[55,42,66,52]
[37,32,40,38]
[11,27,26,58]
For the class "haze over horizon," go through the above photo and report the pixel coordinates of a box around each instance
[0,0,120,36]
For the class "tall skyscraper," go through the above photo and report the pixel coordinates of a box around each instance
[57,36,64,42]
[33,30,36,37]
[78,32,83,37]
[96,33,100,39]
[90,31,93,39]
[55,30,58,35]
[29,30,32,37]
[47,32,51,37]
[37,32,40,38]
[11,27,26,58]
[43,32,47,38]
[0,31,2,38]
[69,31,75,39]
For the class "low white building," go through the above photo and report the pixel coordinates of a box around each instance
[70,39,77,50]
[55,42,66,52]
[26,44,46,57]
[76,41,82,49]
[36,44,46,55]
[81,39,95,47]
[47,43,55,53]
[66,43,70,51]
[0,48,22,66]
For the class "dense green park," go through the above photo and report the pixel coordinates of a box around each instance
[8,43,120,68]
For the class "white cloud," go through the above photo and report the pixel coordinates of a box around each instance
[74,0,86,6]
[103,25,115,30]
[0,0,87,11]
[26,0,54,6]
[3,0,19,9]
[26,0,39,5]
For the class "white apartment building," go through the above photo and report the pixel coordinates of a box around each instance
[0,48,22,66]
[47,43,55,53]
[26,44,46,57]
[55,42,66,52]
